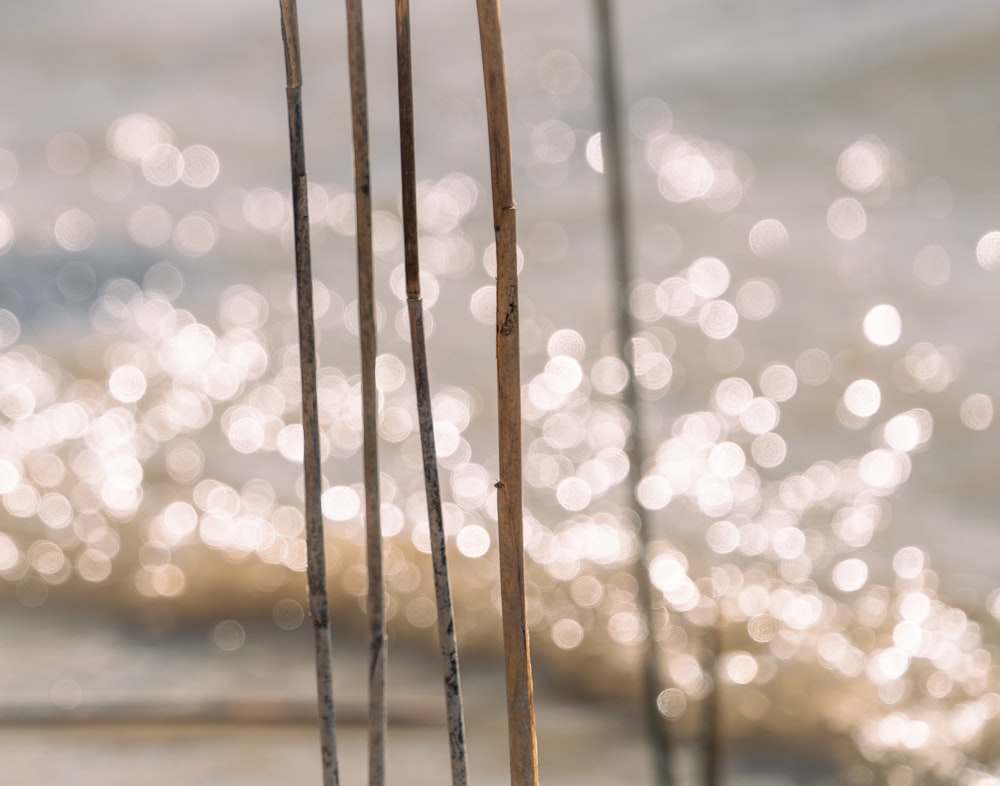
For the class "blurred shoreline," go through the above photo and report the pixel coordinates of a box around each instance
[0,606,848,785]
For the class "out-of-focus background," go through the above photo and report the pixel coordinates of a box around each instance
[3,1,1000,783]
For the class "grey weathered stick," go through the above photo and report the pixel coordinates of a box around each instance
[592,2,675,784]
[344,1,387,784]
[277,2,340,785]
[474,3,539,785]
[393,2,469,784]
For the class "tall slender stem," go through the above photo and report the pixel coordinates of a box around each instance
[344,1,386,784]
[703,625,722,786]
[277,2,339,784]
[592,2,674,784]
[394,3,469,784]
[475,3,539,785]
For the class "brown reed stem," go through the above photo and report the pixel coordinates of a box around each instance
[475,3,539,785]
[344,1,386,783]
[277,2,339,784]
[592,2,675,784]
[394,2,469,784]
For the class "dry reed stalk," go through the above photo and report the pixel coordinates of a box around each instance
[703,626,722,786]
[592,2,674,784]
[277,2,340,784]
[393,2,469,784]
[343,1,387,783]
[474,3,539,785]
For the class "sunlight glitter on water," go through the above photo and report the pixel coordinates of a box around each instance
[1,37,1000,778]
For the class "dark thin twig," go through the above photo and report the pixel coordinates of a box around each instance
[703,625,722,786]
[277,2,339,785]
[475,2,539,785]
[393,2,469,784]
[343,1,386,784]
[592,2,675,785]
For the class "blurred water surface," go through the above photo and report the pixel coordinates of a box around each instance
[3,1,1000,783]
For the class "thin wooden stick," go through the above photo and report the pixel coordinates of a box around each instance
[592,2,675,784]
[343,1,387,784]
[393,3,469,784]
[277,2,340,785]
[474,3,539,785]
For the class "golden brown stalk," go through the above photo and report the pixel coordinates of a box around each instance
[475,2,539,784]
